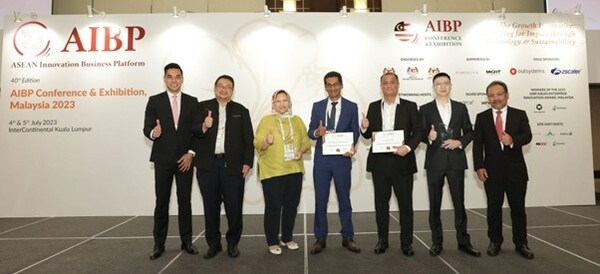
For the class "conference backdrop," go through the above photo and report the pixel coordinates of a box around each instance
[0,12,594,216]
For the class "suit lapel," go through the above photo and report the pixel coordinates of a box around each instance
[448,100,458,128]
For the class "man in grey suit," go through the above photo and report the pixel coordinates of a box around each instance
[420,72,480,257]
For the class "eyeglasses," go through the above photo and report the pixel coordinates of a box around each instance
[325,83,341,89]
[434,82,451,88]
[216,84,233,90]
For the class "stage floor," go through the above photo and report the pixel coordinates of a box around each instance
[1,205,599,273]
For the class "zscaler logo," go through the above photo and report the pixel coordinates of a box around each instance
[550,68,581,75]
[13,21,51,57]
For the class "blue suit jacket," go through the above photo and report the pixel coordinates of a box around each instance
[308,97,359,165]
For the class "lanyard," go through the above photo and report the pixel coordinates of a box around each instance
[277,115,294,143]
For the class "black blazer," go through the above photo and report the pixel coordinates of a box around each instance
[192,98,254,175]
[420,100,473,171]
[361,98,423,174]
[473,106,532,182]
[143,91,199,165]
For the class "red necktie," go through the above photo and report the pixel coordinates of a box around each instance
[495,110,503,139]
[171,95,179,127]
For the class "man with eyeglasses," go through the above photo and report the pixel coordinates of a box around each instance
[308,71,361,254]
[420,72,480,257]
[192,75,254,259]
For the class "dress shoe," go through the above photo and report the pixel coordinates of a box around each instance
[515,245,534,259]
[227,245,240,258]
[342,238,361,253]
[458,244,481,257]
[180,243,199,255]
[280,241,299,250]
[401,244,415,257]
[487,242,501,256]
[149,245,165,260]
[203,244,222,259]
[373,239,389,254]
[269,245,282,255]
[429,244,443,256]
[311,239,326,254]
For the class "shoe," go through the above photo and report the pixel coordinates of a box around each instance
[149,245,165,260]
[429,244,443,256]
[342,238,361,253]
[280,241,299,250]
[311,239,326,254]
[269,245,282,255]
[180,243,199,255]
[515,245,534,259]
[203,244,222,259]
[373,239,389,254]
[458,244,481,257]
[487,242,501,256]
[401,244,415,257]
[227,244,240,258]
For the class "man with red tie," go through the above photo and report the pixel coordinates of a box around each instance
[473,80,533,259]
[143,63,199,260]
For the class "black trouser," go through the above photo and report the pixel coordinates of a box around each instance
[197,157,245,248]
[261,173,303,246]
[427,169,470,246]
[484,178,528,247]
[153,162,193,247]
[372,166,414,246]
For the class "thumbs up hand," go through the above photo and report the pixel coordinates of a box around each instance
[203,110,213,131]
[428,124,437,141]
[315,120,327,137]
[361,112,369,129]
[266,129,274,145]
[153,119,162,138]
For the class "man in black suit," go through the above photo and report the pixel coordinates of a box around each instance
[143,63,199,260]
[360,68,423,256]
[192,75,254,259]
[420,72,480,257]
[473,80,533,259]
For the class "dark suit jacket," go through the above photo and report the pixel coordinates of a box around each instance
[308,97,359,165]
[420,100,473,171]
[143,91,198,165]
[192,98,254,175]
[361,98,423,174]
[473,106,532,182]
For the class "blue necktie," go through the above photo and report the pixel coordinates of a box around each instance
[327,102,338,131]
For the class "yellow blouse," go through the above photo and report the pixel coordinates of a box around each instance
[253,114,311,181]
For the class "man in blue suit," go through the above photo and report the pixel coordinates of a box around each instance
[308,71,360,254]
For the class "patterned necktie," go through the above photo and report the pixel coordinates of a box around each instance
[495,110,503,139]
[327,102,338,131]
[172,95,179,127]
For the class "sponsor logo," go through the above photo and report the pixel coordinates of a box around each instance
[486,69,501,76]
[428,67,440,77]
[394,20,463,46]
[559,132,572,136]
[535,142,548,146]
[13,21,51,57]
[13,21,147,57]
[553,105,567,111]
[402,67,424,80]
[455,71,479,75]
[545,130,555,137]
[510,68,545,75]
[394,21,418,44]
[461,100,474,105]
[550,68,582,75]
[536,104,543,110]
[552,141,566,146]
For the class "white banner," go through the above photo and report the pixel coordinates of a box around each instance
[0,12,594,216]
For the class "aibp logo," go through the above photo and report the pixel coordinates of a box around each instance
[550,68,582,75]
[13,21,51,57]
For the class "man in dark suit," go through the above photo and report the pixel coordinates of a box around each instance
[360,68,423,256]
[308,71,360,254]
[143,63,199,260]
[473,80,533,259]
[420,72,480,257]
[192,75,254,259]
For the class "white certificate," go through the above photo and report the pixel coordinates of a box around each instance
[372,130,404,153]
[322,132,353,155]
